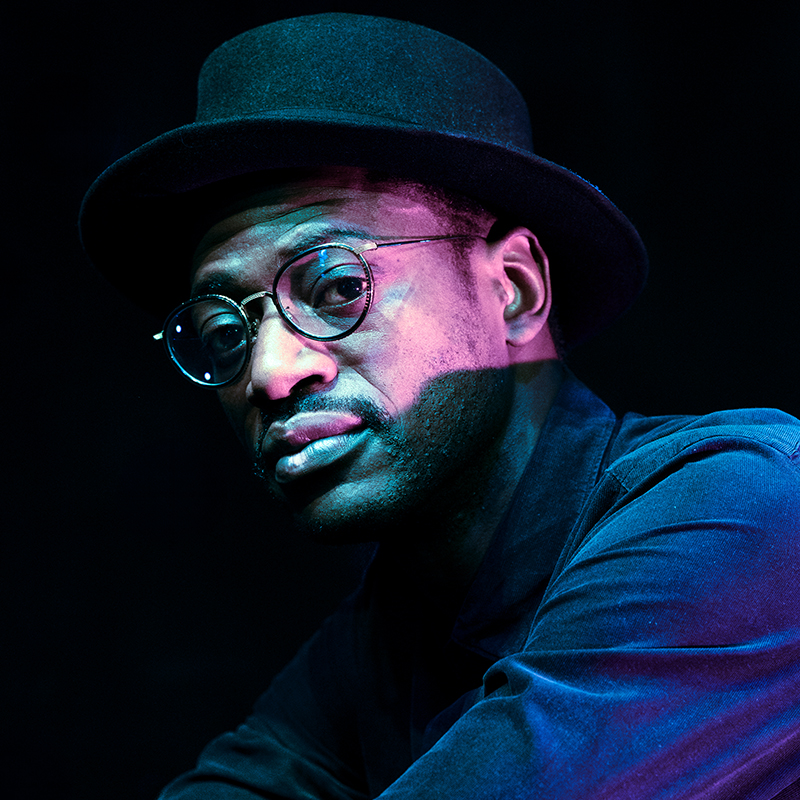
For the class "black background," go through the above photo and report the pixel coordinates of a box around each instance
[6,2,799,798]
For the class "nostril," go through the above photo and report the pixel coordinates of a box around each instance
[246,372,332,408]
[246,318,339,403]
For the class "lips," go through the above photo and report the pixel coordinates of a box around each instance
[262,411,368,484]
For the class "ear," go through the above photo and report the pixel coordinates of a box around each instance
[492,228,553,349]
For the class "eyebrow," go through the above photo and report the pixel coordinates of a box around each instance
[191,274,247,298]
[190,226,376,298]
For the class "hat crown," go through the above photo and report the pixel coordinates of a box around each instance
[197,13,534,152]
[80,13,647,347]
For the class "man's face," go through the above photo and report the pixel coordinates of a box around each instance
[191,169,518,542]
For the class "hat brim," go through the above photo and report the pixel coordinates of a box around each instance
[79,111,647,349]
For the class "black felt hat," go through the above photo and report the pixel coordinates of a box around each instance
[79,12,648,349]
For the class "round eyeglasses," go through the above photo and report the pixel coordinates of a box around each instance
[154,235,476,387]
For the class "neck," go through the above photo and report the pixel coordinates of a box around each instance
[384,359,564,601]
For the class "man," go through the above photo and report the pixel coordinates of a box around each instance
[80,13,800,800]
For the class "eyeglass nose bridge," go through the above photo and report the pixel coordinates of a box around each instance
[239,289,274,335]
[243,288,317,349]
[240,289,273,308]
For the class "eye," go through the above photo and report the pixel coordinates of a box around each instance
[197,311,248,360]
[274,246,372,338]
[310,269,369,310]
[282,248,370,316]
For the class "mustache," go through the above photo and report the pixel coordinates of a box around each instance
[259,393,393,431]
[254,393,394,469]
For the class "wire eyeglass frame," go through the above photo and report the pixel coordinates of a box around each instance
[154,234,478,387]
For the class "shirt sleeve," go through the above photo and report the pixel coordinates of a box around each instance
[375,430,800,799]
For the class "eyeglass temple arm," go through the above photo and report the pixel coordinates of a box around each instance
[360,234,478,254]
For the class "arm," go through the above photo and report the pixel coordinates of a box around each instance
[160,424,800,799]
[158,599,370,800]
[377,431,800,799]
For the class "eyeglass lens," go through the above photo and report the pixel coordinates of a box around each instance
[166,297,249,385]
[276,246,371,338]
[164,246,372,386]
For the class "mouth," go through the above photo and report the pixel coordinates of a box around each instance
[261,411,369,484]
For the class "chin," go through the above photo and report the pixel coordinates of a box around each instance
[297,492,408,546]
[259,473,364,542]
[264,471,418,545]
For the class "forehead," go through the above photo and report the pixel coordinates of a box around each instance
[191,169,453,283]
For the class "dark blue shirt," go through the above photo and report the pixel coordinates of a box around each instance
[160,373,800,799]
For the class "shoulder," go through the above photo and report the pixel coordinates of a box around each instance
[591,406,800,546]
[594,406,800,536]
[608,406,800,489]
[535,406,800,651]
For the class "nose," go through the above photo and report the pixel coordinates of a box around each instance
[245,315,339,405]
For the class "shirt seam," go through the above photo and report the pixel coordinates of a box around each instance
[610,429,800,491]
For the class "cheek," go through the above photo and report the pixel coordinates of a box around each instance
[216,384,256,448]
[358,313,495,415]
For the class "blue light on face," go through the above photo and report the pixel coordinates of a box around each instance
[204,372,212,382]
[176,324,182,334]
